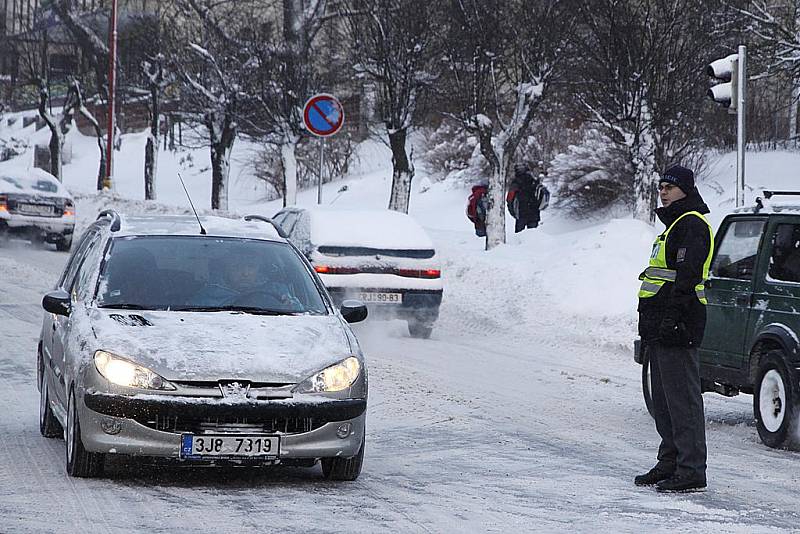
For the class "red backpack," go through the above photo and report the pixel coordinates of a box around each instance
[467,185,488,224]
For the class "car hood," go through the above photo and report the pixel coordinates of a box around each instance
[87,308,354,383]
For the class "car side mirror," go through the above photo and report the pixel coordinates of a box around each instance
[340,300,367,324]
[42,289,71,316]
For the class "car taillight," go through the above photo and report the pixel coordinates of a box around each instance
[398,268,441,279]
[315,265,359,274]
[0,195,7,212]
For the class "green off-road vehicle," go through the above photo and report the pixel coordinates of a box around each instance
[636,191,800,450]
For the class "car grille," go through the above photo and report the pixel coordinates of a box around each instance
[139,414,326,435]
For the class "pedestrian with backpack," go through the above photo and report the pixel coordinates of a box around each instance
[466,182,489,237]
[507,164,549,233]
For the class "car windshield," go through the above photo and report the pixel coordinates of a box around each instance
[96,236,328,314]
[1,174,59,193]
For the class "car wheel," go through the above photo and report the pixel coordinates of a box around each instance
[754,351,800,450]
[407,320,433,339]
[55,235,72,252]
[39,367,64,438]
[321,434,365,481]
[65,389,103,477]
[641,347,654,419]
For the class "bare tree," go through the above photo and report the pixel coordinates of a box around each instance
[442,0,575,249]
[573,0,717,222]
[36,78,76,181]
[68,79,107,190]
[243,0,330,207]
[143,55,171,200]
[341,0,441,213]
[730,1,800,142]
[173,0,264,210]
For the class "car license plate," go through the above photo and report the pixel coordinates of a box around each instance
[359,292,403,304]
[17,203,53,215]
[180,434,279,459]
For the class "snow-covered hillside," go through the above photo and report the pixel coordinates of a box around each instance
[4,112,800,352]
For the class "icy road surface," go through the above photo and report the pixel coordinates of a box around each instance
[1,243,799,533]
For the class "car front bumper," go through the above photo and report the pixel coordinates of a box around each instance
[78,391,366,460]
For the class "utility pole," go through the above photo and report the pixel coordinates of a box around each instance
[104,0,118,190]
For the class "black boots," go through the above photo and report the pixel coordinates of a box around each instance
[634,466,673,486]
[655,474,707,493]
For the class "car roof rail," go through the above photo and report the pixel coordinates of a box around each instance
[763,190,800,199]
[243,214,287,238]
[97,209,122,231]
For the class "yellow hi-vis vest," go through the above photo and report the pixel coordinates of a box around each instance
[638,211,714,304]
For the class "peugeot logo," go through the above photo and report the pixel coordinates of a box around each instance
[219,381,251,399]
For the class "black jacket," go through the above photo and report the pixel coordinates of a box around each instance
[638,189,712,346]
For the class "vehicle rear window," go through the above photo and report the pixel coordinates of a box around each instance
[96,236,328,314]
[1,175,58,193]
[317,246,435,259]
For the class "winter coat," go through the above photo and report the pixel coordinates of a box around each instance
[637,189,712,346]
[507,176,548,224]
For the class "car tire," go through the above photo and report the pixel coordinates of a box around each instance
[55,235,72,252]
[641,347,654,419]
[407,320,433,339]
[321,434,365,481]
[65,389,103,477]
[754,351,800,450]
[39,367,63,439]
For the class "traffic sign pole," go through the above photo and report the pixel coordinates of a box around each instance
[303,94,345,206]
[318,138,325,205]
[737,45,747,208]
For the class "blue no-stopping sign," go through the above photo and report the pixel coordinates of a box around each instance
[303,94,345,137]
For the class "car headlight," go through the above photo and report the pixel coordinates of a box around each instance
[94,350,176,390]
[294,356,361,393]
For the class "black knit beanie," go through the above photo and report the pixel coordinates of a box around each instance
[661,165,695,195]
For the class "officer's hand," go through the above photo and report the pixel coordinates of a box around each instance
[658,317,689,347]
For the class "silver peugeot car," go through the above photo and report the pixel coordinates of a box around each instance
[38,211,368,479]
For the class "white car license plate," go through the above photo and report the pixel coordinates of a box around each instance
[180,434,279,458]
[18,203,53,215]
[359,292,403,304]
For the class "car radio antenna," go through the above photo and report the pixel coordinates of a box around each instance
[177,172,206,235]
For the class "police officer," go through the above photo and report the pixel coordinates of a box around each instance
[635,165,714,493]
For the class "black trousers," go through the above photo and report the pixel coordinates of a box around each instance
[514,215,540,233]
[649,342,707,480]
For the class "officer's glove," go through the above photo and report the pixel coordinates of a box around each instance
[658,316,690,347]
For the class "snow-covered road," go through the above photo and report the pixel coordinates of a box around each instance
[1,244,799,533]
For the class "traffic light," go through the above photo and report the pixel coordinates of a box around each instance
[707,53,739,113]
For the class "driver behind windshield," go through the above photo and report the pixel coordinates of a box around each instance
[194,254,299,310]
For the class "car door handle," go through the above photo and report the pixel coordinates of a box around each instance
[735,294,751,307]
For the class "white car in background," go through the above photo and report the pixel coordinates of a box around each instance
[272,207,443,339]
[0,168,75,251]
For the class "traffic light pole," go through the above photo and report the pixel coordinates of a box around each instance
[737,45,747,208]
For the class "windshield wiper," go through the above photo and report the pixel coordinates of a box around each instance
[171,306,298,315]
[98,303,148,310]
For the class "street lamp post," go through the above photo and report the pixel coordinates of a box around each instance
[104,0,118,190]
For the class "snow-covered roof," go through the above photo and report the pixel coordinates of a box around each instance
[306,207,435,250]
[112,214,284,241]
